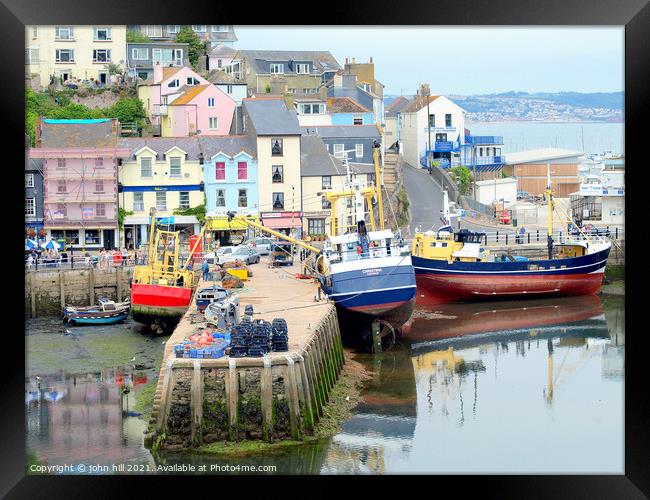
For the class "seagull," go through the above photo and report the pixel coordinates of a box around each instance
[130,356,136,362]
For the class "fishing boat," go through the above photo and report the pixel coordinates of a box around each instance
[63,297,130,325]
[195,285,229,311]
[131,209,205,333]
[411,167,612,305]
[222,142,416,344]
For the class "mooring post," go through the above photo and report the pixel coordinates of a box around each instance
[261,356,273,441]
[295,354,315,431]
[88,266,95,305]
[284,356,302,440]
[59,270,65,310]
[372,321,382,354]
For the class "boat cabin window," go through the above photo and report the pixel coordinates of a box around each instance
[454,230,485,244]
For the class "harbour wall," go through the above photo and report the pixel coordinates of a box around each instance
[147,306,344,450]
[25,267,133,317]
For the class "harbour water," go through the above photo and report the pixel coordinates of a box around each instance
[467,121,624,156]
[26,295,623,474]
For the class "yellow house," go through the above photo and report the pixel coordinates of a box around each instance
[25,25,127,88]
[300,135,376,236]
[242,98,303,235]
[117,137,205,249]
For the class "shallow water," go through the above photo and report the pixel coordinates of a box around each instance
[26,295,624,474]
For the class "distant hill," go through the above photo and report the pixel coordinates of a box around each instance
[384,92,624,111]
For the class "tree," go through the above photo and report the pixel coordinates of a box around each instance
[126,30,151,43]
[45,103,105,120]
[174,27,206,70]
[449,166,473,196]
[105,98,146,127]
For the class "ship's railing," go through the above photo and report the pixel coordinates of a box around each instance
[325,243,410,263]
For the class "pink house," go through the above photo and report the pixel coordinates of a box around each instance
[138,64,236,137]
[29,119,131,249]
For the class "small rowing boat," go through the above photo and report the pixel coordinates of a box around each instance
[63,297,130,325]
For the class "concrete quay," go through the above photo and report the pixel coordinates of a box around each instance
[146,258,344,450]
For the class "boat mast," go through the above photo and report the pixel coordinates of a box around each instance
[546,163,553,259]
[372,141,385,231]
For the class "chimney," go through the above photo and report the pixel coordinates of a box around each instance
[153,62,163,84]
[369,57,373,63]
[352,57,356,64]
[345,57,348,64]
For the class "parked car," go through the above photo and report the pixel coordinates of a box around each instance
[517,190,531,201]
[498,209,511,224]
[242,237,277,256]
[203,246,236,265]
[219,245,260,265]
[270,243,294,267]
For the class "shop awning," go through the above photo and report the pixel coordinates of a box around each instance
[207,217,260,231]
[262,217,302,229]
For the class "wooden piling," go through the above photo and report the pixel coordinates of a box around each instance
[283,357,302,440]
[29,272,36,318]
[116,267,123,302]
[227,358,239,439]
[261,356,273,441]
[88,267,95,305]
[59,270,65,311]
[191,359,203,445]
[295,353,315,431]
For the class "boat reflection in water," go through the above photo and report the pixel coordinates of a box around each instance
[400,295,624,473]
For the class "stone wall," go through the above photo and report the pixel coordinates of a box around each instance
[25,267,133,317]
[149,307,344,450]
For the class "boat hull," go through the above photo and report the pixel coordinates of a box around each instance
[413,245,610,305]
[130,283,193,329]
[67,311,129,325]
[321,255,417,335]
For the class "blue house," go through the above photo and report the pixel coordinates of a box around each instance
[201,136,258,243]
[327,97,374,126]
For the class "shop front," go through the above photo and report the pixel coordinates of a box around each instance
[303,210,331,238]
[261,211,303,239]
[46,226,118,250]
[122,215,200,250]
[205,214,260,248]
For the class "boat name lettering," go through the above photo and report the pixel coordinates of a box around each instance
[362,268,382,276]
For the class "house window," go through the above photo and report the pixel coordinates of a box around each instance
[353,116,363,125]
[270,63,284,74]
[32,26,37,39]
[368,173,376,186]
[287,88,296,94]
[272,192,284,210]
[25,48,39,64]
[55,26,74,40]
[142,25,163,37]
[93,27,112,41]
[209,117,218,130]
[56,204,67,217]
[156,191,167,211]
[93,49,111,63]
[140,157,152,177]
[238,189,248,208]
[322,196,331,209]
[226,84,233,94]
[302,88,317,94]
[445,114,452,127]
[131,48,148,60]
[295,63,309,74]
[25,198,36,217]
[429,114,435,128]
[95,180,104,193]
[55,49,75,63]
[57,180,67,193]
[57,158,66,169]
[168,79,179,88]
[167,25,180,34]
[169,157,181,177]
[217,59,223,68]
[96,203,106,217]
[213,25,228,32]
[237,162,248,180]
[187,77,200,85]
[322,175,332,189]
[25,174,35,188]
[208,97,215,108]
[271,138,283,156]
[84,229,100,245]
[192,25,207,32]
[308,218,325,235]
[272,165,283,183]
[333,144,345,159]
[216,189,225,207]
[133,192,144,211]
[95,157,104,168]
[179,191,190,209]
[355,144,364,158]
[215,162,225,180]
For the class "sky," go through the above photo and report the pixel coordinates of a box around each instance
[234,27,624,96]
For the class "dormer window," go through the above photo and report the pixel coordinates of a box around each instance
[187,77,200,85]
[295,63,309,74]
[168,79,179,88]
[270,63,284,74]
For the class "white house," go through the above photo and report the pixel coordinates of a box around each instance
[399,95,466,169]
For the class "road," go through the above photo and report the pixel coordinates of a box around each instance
[401,162,515,237]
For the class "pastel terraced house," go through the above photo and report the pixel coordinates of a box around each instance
[138,64,236,137]
[117,137,206,249]
[29,118,130,250]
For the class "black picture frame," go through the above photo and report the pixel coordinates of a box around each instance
[3,1,646,496]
